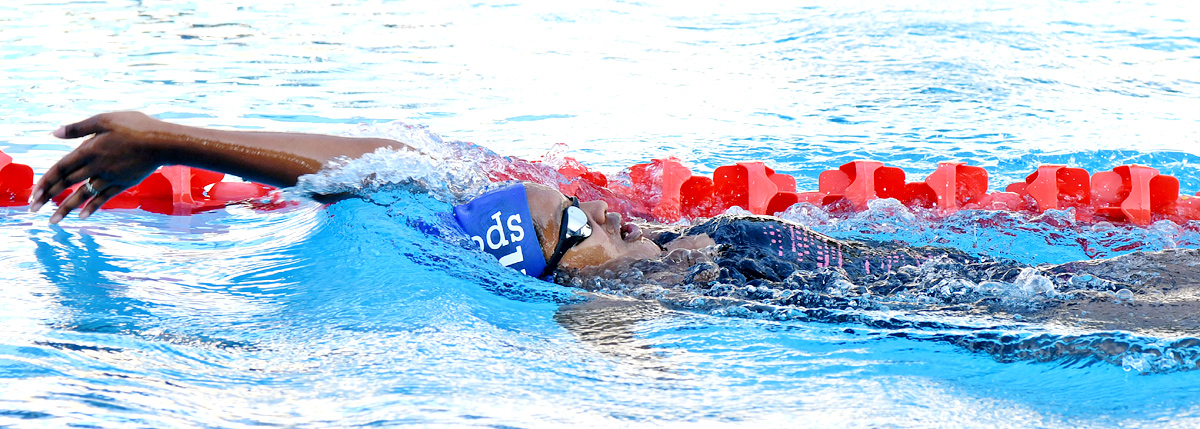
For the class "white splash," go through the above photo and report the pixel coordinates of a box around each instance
[289,122,504,204]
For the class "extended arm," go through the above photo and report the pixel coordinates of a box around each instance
[30,111,406,223]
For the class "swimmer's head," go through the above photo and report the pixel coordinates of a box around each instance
[453,183,548,276]
[454,182,662,278]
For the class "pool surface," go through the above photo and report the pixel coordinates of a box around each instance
[3,0,1200,427]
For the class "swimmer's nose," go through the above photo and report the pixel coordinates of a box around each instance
[580,199,609,224]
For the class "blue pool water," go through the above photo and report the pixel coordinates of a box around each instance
[3,0,1200,426]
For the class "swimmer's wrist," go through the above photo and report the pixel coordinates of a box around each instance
[139,120,209,167]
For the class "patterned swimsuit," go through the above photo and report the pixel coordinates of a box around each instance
[654,215,1013,286]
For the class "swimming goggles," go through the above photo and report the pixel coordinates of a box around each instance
[542,196,593,278]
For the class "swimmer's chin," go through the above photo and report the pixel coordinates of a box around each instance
[560,239,719,288]
[628,237,664,259]
[570,239,663,277]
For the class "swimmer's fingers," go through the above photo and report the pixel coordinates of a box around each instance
[47,180,93,224]
[47,178,114,224]
[52,114,112,140]
[77,185,123,221]
[29,141,96,213]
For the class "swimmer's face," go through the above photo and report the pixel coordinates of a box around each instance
[524,183,662,272]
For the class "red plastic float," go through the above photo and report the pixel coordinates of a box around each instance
[1006,165,1092,216]
[629,158,692,222]
[555,156,608,188]
[712,161,796,215]
[1177,196,1200,223]
[1090,165,1179,226]
[819,161,907,210]
[908,162,989,215]
[679,176,715,219]
[0,150,34,206]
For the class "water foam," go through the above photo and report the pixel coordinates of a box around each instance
[776,196,1200,266]
[290,122,505,204]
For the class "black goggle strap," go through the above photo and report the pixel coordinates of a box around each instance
[541,197,591,278]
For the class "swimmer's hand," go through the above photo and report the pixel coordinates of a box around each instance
[31,112,169,223]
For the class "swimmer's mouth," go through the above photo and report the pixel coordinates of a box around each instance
[620,222,642,243]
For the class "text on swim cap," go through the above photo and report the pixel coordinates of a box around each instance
[470,211,527,250]
[470,211,530,273]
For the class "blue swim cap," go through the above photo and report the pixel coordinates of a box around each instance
[453,183,549,276]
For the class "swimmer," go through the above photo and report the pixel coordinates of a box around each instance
[31,112,683,278]
[30,112,1197,289]
[32,112,1200,370]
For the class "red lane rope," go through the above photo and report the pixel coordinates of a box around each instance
[5,148,1198,225]
[529,157,1200,227]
